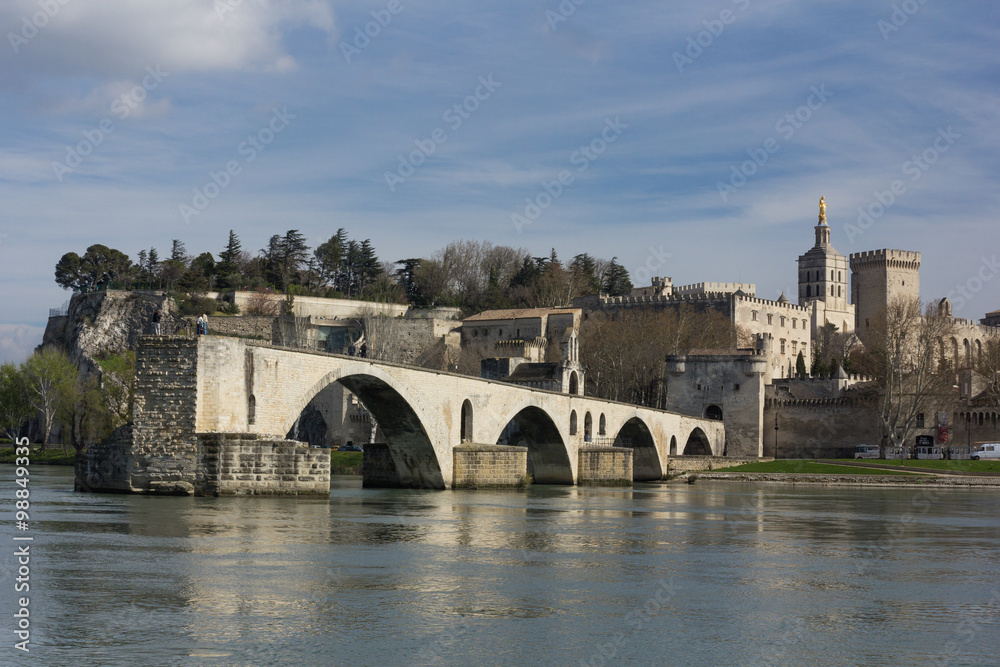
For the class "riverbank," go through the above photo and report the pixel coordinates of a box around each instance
[691,472,1000,487]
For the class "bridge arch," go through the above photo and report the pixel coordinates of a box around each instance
[294,368,444,489]
[613,416,662,481]
[493,404,573,485]
[683,427,711,456]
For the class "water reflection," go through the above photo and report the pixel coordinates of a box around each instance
[3,467,999,666]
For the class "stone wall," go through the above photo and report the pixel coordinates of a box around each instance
[363,443,401,488]
[667,455,765,472]
[197,433,330,496]
[130,336,200,494]
[577,446,632,486]
[75,423,133,492]
[206,315,275,340]
[765,398,881,458]
[452,444,528,488]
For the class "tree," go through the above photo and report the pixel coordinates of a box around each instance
[601,257,633,297]
[22,347,77,448]
[315,231,346,291]
[217,230,243,287]
[170,239,188,265]
[0,362,30,440]
[580,306,737,407]
[855,297,957,457]
[54,244,132,292]
[795,351,807,378]
[97,351,136,427]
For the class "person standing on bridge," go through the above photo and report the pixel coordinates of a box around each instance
[152,309,162,335]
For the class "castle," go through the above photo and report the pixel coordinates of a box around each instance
[597,197,999,457]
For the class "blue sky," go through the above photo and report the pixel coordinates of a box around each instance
[1,0,998,364]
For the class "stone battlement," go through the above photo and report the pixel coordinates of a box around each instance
[674,281,756,296]
[849,248,921,268]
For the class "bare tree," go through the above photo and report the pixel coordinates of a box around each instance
[580,306,737,408]
[245,287,280,316]
[858,297,957,456]
[358,306,407,364]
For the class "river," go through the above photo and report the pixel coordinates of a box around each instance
[2,466,999,666]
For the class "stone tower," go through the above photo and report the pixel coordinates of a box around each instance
[797,197,855,341]
[848,249,921,345]
[798,197,850,312]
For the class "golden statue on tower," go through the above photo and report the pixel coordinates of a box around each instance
[818,196,827,223]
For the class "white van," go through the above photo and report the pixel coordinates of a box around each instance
[854,445,880,459]
[971,444,1000,461]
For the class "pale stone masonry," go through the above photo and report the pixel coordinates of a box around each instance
[198,434,330,496]
[577,446,632,486]
[452,444,528,488]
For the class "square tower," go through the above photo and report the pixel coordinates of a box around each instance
[849,249,921,345]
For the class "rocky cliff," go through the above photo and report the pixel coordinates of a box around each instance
[42,290,181,371]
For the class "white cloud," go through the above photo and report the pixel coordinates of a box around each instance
[2,0,336,79]
[0,324,44,365]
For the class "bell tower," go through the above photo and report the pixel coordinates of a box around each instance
[797,196,849,312]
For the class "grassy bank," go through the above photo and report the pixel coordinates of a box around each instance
[828,459,1000,473]
[330,450,363,475]
[710,460,918,476]
[0,447,76,466]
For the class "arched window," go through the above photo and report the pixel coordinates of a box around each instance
[705,405,723,421]
[838,271,842,282]
[752,310,758,321]
[831,269,835,281]
[964,339,971,367]
[830,285,834,296]
[584,412,593,442]
[570,410,578,436]
[806,285,811,297]
[248,394,256,425]
[599,413,607,436]
[461,399,473,442]
[569,371,579,395]
[838,286,842,297]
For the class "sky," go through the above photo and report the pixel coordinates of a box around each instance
[1,0,998,364]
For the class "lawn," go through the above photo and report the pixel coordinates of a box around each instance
[829,458,1000,473]
[708,460,919,476]
[0,447,77,466]
[329,450,363,475]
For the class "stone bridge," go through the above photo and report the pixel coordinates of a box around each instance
[82,336,724,495]
[199,336,723,487]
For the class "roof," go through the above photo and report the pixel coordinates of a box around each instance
[464,307,580,322]
[507,363,559,381]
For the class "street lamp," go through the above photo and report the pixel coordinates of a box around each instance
[774,411,779,459]
[967,412,972,453]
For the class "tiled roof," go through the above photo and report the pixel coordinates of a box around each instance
[464,307,580,322]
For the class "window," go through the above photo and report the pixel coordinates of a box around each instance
[696,383,702,391]
[792,341,798,354]
[830,285,834,296]
[780,316,786,327]
[780,339,786,354]
[792,319,797,329]
[831,270,835,280]
[768,314,773,325]
[734,383,741,391]
[806,285,811,297]
[916,413,925,428]
[838,286,842,297]
[838,271,842,282]
[752,310,758,321]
